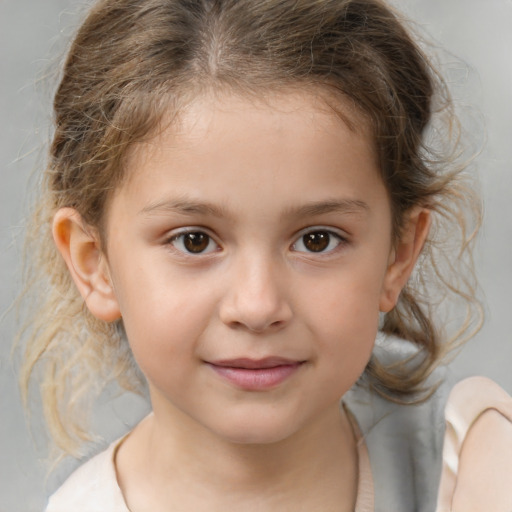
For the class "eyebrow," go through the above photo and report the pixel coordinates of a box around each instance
[283,199,370,218]
[139,197,229,218]
[139,197,369,219]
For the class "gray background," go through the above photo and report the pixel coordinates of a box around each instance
[1,0,511,510]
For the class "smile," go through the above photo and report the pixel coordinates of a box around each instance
[206,357,305,391]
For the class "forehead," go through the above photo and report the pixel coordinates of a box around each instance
[111,89,384,222]
[125,88,376,174]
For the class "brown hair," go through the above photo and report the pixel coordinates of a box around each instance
[19,0,482,456]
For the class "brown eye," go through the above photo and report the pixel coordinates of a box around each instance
[183,232,209,253]
[303,232,330,252]
[171,231,218,254]
[293,230,343,254]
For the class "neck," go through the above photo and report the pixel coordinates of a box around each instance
[117,398,358,511]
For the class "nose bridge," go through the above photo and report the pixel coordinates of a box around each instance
[220,247,292,332]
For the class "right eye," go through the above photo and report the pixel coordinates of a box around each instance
[169,231,219,255]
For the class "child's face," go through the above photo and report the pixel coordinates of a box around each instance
[98,91,406,444]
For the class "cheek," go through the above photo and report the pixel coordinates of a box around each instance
[112,270,218,371]
[300,266,384,372]
[303,267,384,330]
[319,300,378,372]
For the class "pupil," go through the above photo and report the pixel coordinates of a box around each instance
[304,232,329,252]
[184,232,209,253]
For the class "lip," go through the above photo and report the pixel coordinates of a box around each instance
[206,357,305,390]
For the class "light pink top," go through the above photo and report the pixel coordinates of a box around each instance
[435,376,512,512]
[45,437,129,511]
[346,405,374,512]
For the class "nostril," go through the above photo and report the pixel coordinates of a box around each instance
[225,318,287,333]
[250,318,288,333]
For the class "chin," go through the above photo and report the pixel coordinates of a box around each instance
[205,412,304,446]
[220,429,296,447]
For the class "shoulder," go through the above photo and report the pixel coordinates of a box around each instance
[45,437,129,512]
[437,376,512,511]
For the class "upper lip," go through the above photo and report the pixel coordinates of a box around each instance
[209,357,303,369]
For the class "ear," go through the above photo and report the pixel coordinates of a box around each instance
[379,208,431,313]
[52,208,121,322]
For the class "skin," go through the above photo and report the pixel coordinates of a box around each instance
[53,90,430,511]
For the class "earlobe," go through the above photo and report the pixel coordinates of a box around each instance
[379,208,431,313]
[52,208,121,322]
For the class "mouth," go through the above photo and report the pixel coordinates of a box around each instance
[206,357,305,390]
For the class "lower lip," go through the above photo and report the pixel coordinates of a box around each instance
[208,363,303,391]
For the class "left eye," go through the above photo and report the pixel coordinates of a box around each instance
[292,230,343,253]
[169,231,219,254]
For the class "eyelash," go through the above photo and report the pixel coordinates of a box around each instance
[167,229,220,256]
[291,228,347,255]
[166,226,348,257]
[166,226,348,258]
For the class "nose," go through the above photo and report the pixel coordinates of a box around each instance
[219,253,293,333]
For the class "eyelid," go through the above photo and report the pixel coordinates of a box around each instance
[291,226,349,254]
[165,227,222,256]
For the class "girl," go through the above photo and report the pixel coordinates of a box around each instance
[17,0,512,510]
